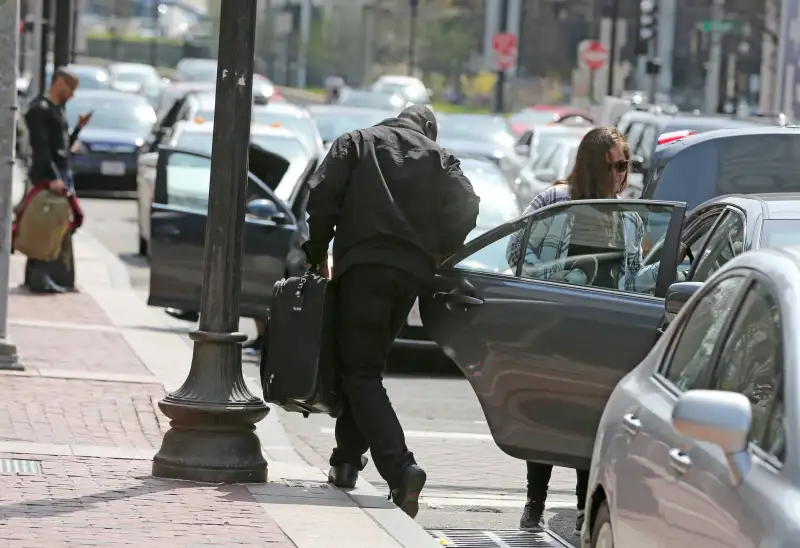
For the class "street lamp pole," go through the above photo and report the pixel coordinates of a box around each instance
[53,0,72,69]
[408,0,419,76]
[0,0,22,372]
[151,0,269,484]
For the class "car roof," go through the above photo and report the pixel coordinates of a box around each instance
[535,124,592,135]
[72,89,144,101]
[376,75,423,84]
[702,193,800,220]
[177,121,296,139]
[307,104,392,115]
[187,92,216,110]
[109,63,155,72]
[165,81,216,92]
[654,126,800,160]
[253,102,310,117]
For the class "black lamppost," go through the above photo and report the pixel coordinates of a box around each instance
[408,0,419,75]
[151,0,269,484]
[38,0,52,96]
[53,0,72,69]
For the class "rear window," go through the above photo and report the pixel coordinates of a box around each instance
[648,134,800,210]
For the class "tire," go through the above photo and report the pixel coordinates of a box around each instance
[591,500,614,548]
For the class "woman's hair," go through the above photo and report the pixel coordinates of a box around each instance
[554,126,630,200]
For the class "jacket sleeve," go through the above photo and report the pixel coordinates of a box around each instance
[302,133,357,265]
[436,154,480,255]
[24,103,60,181]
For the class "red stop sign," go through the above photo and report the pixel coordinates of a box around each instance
[581,41,608,71]
[492,32,518,71]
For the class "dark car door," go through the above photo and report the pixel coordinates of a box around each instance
[145,97,187,153]
[147,147,297,319]
[419,199,686,469]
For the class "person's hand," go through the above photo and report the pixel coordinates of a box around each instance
[48,179,66,194]
[77,111,93,129]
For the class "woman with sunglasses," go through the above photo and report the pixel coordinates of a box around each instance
[506,126,644,535]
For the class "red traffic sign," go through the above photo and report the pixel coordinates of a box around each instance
[579,40,608,71]
[492,32,518,71]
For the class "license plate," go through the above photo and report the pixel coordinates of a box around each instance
[101,161,126,176]
[407,298,422,327]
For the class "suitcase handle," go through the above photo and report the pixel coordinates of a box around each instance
[291,271,316,312]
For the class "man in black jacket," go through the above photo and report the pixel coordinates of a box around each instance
[303,104,479,518]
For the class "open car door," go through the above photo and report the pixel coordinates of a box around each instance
[148,146,297,319]
[419,199,686,469]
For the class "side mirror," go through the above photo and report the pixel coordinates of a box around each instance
[672,389,752,485]
[665,282,703,315]
[246,198,286,221]
[515,144,530,157]
[533,168,557,183]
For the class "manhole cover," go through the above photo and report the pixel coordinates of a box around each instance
[0,459,42,476]
[428,529,570,547]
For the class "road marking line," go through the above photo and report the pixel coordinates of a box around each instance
[319,427,493,441]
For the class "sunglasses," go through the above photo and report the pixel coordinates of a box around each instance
[609,160,629,173]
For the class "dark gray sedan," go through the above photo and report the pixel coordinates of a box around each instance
[419,193,800,470]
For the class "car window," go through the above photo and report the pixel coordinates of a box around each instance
[711,281,783,454]
[537,143,562,171]
[662,275,747,390]
[518,131,533,147]
[452,218,528,275]
[716,134,800,195]
[515,201,677,295]
[164,151,266,212]
[637,124,657,162]
[760,219,800,248]
[691,211,745,282]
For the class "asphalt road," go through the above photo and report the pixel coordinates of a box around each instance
[79,195,584,546]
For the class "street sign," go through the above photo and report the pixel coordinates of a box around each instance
[700,20,735,33]
[492,32,518,71]
[579,40,608,71]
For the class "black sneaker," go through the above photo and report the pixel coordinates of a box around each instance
[519,500,545,531]
[573,509,585,535]
[389,464,426,519]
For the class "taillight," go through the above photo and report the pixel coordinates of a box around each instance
[510,123,527,135]
[657,130,696,146]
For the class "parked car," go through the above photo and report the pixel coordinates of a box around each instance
[642,126,800,210]
[43,63,112,91]
[370,75,431,104]
[615,110,767,197]
[174,57,218,82]
[335,89,408,112]
[306,104,394,150]
[67,90,156,196]
[153,81,217,120]
[508,106,595,136]
[437,113,526,181]
[584,243,800,547]
[144,126,318,317]
[137,120,316,257]
[251,102,325,157]
[108,62,164,105]
[513,133,583,206]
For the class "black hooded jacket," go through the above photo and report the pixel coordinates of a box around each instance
[303,104,480,282]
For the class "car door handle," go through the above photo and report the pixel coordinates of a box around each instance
[622,413,641,436]
[668,448,691,474]
[435,291,484,307]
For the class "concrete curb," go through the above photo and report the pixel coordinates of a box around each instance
[71,230,441,548]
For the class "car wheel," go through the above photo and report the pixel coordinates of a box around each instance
[591,500,614,548]
[138,235,148,257]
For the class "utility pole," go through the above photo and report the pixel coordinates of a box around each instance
[0,0,22,371]
[606,0,620,96]
[704,0,725,113]
[639,0,659,104]
[53,0,72,68]
[151,0,269,484]
[296,0,311,89]
[70,0,77,62]
[408,0,419,76]
[494,0,509,113]
[149,0,158,67]
[37,0,51,96]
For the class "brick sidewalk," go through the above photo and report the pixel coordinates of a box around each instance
[0,254,295,547]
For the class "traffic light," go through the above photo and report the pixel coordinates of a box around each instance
[639,0,657,42]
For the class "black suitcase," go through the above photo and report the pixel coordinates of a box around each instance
[260,271,343,418]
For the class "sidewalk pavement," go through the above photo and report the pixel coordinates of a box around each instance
[0,231,441,547]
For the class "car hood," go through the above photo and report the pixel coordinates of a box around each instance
[77,127,148,144]
[439,138,507,160]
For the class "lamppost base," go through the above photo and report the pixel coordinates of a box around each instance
[0,338,23,371]
[152,424,268,483]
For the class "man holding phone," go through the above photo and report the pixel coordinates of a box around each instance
[20,67,92,293]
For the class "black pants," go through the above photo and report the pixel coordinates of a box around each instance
[24,232,75,290]
[329,264,420,489]
[526,461,589,510]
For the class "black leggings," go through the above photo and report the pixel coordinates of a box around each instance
[526,461,588,510]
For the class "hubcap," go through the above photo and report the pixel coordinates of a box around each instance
[595,522,614,548]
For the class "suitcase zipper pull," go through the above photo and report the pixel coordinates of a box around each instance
[266,373,275,398]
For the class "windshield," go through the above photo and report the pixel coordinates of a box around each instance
[311,110,389,142]
[510,110,561,127]
[179,63,217,82]
[438,116,516,148]
[251,111,318,153]
[760,220,800,248]
[66,96,156,132]
[462,161,520,227]
[176,130,308,164]
[339,92,404,110]
[46,67,111,90]
[114,70,159,86]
